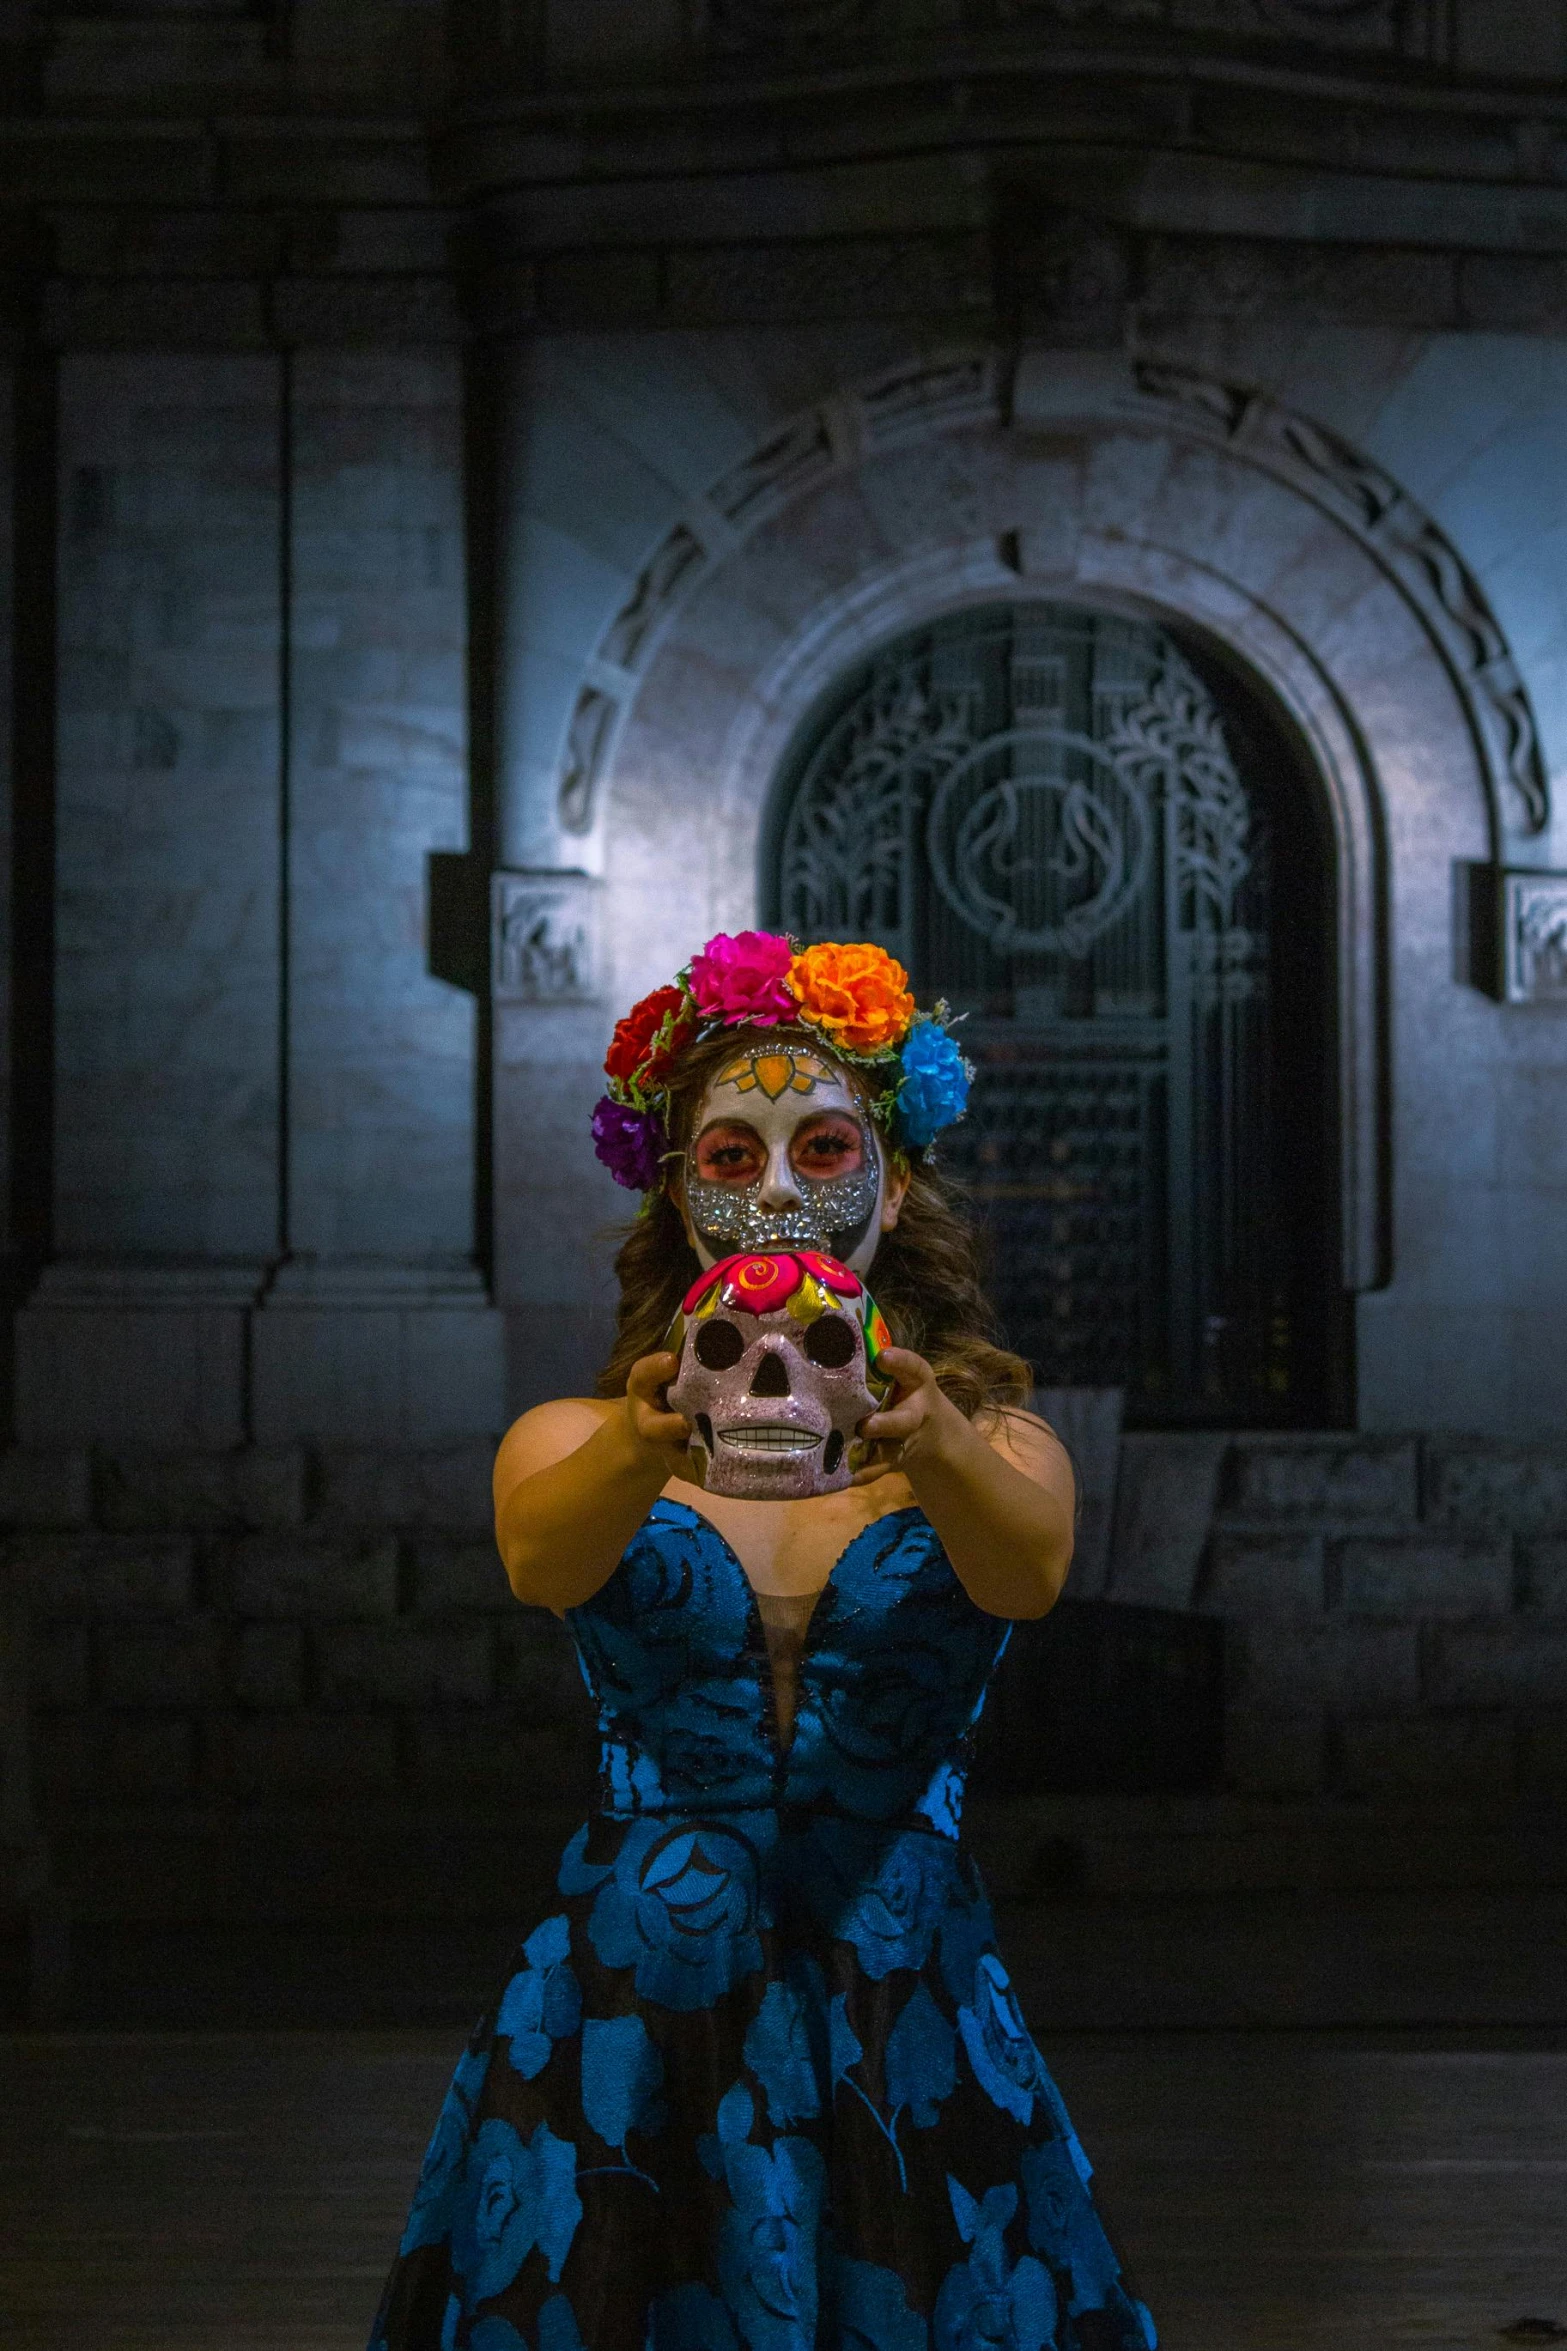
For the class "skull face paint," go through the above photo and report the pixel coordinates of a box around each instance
[667,1250,895,1500]
[683,1043,886,1274]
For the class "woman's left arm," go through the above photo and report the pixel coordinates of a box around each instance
[857,1348,1074,1618]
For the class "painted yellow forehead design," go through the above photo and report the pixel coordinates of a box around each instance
[713,1046,838,1105]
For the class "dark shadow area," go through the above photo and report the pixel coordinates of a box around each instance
[971,1596,1225,1798]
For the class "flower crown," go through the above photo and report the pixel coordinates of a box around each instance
[591,930,973,1192]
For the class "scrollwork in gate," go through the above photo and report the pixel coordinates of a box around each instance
[925,728,1155,958]
[778,666,976,946]
[782,633,1256,964]
[1107,652,1253,929]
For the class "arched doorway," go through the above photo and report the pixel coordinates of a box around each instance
[766,600,1344,1426]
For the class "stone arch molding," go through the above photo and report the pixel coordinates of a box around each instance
[577,347,1548,1297]
[559,349,1547,848]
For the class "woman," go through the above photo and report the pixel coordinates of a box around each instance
[371,931,1156,2351]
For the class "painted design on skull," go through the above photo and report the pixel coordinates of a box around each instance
[716,1047,829,1103]
[667,1251,893,1500]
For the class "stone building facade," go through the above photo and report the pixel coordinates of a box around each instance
[5,1,1567,1965]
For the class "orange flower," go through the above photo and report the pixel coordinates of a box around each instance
[787,942,915,1055]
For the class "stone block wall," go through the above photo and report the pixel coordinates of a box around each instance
[1183,1437,1567,1803]
[6,1442,595,1867]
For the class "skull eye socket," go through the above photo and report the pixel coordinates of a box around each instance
[694,1318,745,1371]
[803,1312,857,1369]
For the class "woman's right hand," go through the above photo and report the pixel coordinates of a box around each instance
[624,1350,693,1481]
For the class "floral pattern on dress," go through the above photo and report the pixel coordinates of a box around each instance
[370,1505,1156,2351]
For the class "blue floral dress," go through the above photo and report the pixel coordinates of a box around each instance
[371,1501,1156,2351]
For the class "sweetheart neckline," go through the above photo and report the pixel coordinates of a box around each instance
[651,1495,928,1609]
[650,1499,931,1758]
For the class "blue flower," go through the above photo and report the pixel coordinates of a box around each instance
[558,1822,610,1898]
[580,2014,667,2154]
[811,1631,954,1771]
[467,2298,585,2351]
[398,2043,490,2255]
[934,2177,1057,2351]
[834,2257,929,2351]
[647,2281,742,2350]
[584,1817,770,2011]
[799,1820,957,1980]
[788,1524,1005,1821]
[449,2118,582,2303]
[538,2296,589,2351]
[743,1980,822,2128]
[958,1954,1052,2127]
[828,1994,863,2089]
[712,2084,828,2351]
[497,1914,583,2080]
[1022,2141,1154,2339]
[895,1022,971,1152]
[914,1760,966,1840]
[884,1982,957,2130]
[468,2323,524,2351]
[654,1681,772,1795]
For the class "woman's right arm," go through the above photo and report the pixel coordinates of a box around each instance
[493,1351,692,1614]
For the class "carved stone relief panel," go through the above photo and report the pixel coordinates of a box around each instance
[493,871,603,1004]
[1501,872,1567,1007]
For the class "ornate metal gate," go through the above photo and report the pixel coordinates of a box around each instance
[769,601,1322,1422]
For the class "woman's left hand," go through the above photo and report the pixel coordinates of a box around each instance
[852,1346,958,1483]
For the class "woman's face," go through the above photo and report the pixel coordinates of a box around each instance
[680,1039,907,1274]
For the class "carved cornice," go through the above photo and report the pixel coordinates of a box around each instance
[552,345,1549,845]
[445,22,1567,197]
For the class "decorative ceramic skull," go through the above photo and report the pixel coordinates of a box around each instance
[667,1249,895,1501]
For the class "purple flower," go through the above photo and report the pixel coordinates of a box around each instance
[592,1096,667,1190]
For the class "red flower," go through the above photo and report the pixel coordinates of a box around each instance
[796,1251,862,1298]
[718,1253,806,1317]
[604,985,695,1094]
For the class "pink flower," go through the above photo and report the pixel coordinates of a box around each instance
[686,931,796,1028]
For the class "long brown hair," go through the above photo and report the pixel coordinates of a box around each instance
[596,1025,1031,1420]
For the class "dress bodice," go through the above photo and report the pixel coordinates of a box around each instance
[565,1500,1011,1833]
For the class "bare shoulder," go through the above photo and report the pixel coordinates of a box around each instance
[982,1406,1075,1495]
[492,1394,615,1506]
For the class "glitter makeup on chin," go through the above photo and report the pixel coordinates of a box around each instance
[685,1159,882,1258]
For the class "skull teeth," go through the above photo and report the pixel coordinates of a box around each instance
[715,1424,821,1454]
